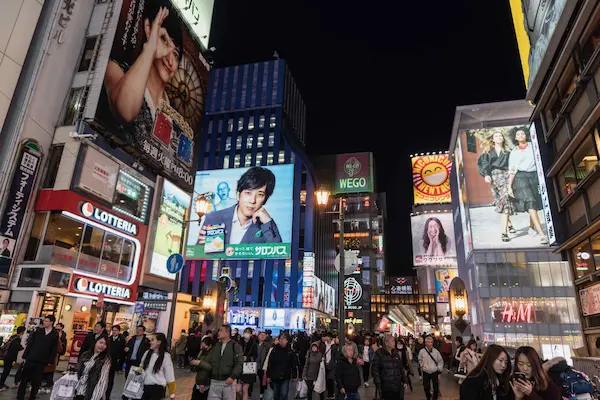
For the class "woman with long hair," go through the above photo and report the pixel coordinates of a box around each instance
[460,340,480,376]
[508,128,549,245]
[140,333,176,400]
[240,327,258,400]
[477,128,515,242]
[511,346,560,400]
[460,344,512,400]
[74,336,111,400]
[421,217,451,257]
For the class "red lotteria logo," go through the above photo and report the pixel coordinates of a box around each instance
[81,202,94,218]
[75,277,89,292]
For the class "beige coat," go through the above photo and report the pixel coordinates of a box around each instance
[460,348,480,374]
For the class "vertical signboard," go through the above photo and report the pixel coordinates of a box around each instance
[0,141,41,286]
[335,153,373,194]
[411,154,452,204]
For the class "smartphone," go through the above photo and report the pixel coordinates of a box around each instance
[511,372,526,382]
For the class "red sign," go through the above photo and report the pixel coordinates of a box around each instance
[97,293,104,309]
[501,302,535,323]
[70,274,136,303]
[68,330,89,371]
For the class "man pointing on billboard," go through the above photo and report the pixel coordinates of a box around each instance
[196,166,282,246]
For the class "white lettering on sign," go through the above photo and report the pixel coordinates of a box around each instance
[74,277,131,299]
[501,302,535,323]
[81,202,137,236]
[339,177,367,189]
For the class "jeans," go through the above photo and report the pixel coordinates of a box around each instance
[177,354,186,368]
[208,379,236,400]
[362,362,370,383]
[271,379,290,400]
[306,380,325,400]
[16,361,45,400]
[326,379,335,399]
[0,359,14,387]
[257,370,267,394]
[422,371,439,400]
[338,391,360,400]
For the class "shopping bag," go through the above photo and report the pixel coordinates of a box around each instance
[243,361,257,374]
[314,361,326,394]
[264,385,275,400]
[50,373,78,400]
[122,367,145,399]
[296,380,308,399]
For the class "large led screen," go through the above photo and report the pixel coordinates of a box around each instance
[149,179,190,279]
[434,268,458,303]
[94,0,209,191]
[411,154,452,204]
[457,125,555,250]
[187,165,294,260]
[411,213,457,266]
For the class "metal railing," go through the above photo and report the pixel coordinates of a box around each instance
[572,357,600,380]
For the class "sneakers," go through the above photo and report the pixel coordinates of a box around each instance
[364,382,369,388]
[0,385,8,391]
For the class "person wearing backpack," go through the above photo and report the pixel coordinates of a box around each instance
[0,326,25,391]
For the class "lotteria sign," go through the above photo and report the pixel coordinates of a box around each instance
[80,202,137,236]
[74,277,131,300]
[335,153,373,194]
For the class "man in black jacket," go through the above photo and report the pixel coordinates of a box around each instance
[17,315,59,400]
[371,334,408,400]
[321,332,340,400]
[0,326,25,390]
[107,324,126,400]
[266,333,299,400]
[336,344,362,400]
[79,321,108,360]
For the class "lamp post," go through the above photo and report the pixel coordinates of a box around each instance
[315,188,345,336]
[167,193,209,343]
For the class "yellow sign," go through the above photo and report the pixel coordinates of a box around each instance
[412,154,452,204]
[344,318,363,324]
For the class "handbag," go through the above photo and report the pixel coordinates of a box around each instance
[50,373,78,400]
[122,366,145,399]
[296,380,308,399]
[243,361,257,375]
[313,361,326,394]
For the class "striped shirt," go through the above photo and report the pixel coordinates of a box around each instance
[75,353,111,400]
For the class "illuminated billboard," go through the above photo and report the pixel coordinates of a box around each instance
[412,154,452,204]
[186,165,294,260]
[93,0,209,191]
[455,125,555,250]
[434,268,458,303]
[335,153,373,194]
[149,180,190,279]
[411,213,457,266]
[170,0,214,50]
[508,0,573,93]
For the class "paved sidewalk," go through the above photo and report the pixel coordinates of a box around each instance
[0,365,461,400]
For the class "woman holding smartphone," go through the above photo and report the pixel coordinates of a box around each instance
[511,346,560,400]
[460,344,512,400]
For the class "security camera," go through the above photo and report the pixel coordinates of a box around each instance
[69,132,98,140]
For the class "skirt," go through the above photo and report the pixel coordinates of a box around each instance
[491,169,514,215]
[512,171,542,212]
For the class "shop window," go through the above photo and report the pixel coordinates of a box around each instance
[99,234,122,279]
[558,162,577,199]
[579,5,600,67]
[119,240,134,282]
[77,224,103,273]
[573,135,599,180]
[573,239,595,279]
[78,37,98,72]
[61,87,85,126]
[23,213,48,261]
[44,213,84,249]
[42,145,64,189]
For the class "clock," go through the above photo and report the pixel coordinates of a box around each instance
[166,51,205,131]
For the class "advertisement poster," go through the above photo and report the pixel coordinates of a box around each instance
[434,269,458,303]
[150,179,190,279]
[142,310,159,334]
[335,153,373,194]
[412,154,452,204]
[113,312,133,330]
[74,146,119,202]
[72,312,91,331]
[288,310,308,331]
[187,165,294,260]
[459,125,554,249]
[264,308,287,328]
[454,138,473,257]
[411,213,457,266]
[228,308,260,328]
[94,0,209,191]
[68,331,89,371]
[580,283,600,316]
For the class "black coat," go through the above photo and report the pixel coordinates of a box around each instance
[23,327,58,365]
[77,351,111,400]
[459,369,512,400]
[109,334,126,367]
[58,331,67,356]
[371,348,407,392]
[79,331,108,359]
[267,345,299,381]
[3,334,23,361]
[125,335,150,365]
[321,343,340,380]
[336,358,361,393]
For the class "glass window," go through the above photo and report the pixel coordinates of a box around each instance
[568,196,586,224]
[119,240,134,282]
[257,133,264,148]
[538,262,553,286]
[268,132,275,147]
[466,133,477,153]
[44,213,84,249]
[225,137,231,151]
[591,233,600,273]
[23,213,48,261]
[557,59,578,103]
[61,87,85,126]
[579,5,600,66]
[573,239,595,279]
[545,92,562,128]
[573,135,599,180]
[99,234,122,278]
[223,155,229,169]
[77,225,103,273]
[42,145,64,189]
[78,37,98,72]
[113,170,150,222]
[557,162,577,199]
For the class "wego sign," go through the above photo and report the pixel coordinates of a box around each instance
[335,153,373,194]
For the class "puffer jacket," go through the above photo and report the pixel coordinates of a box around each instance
[195,347,213,386]
[336,357,361,393]
[371,347,407,392]
[302,347,322,381]
[267,344,299,381]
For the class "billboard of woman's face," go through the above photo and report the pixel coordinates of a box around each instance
[411,213,457,266]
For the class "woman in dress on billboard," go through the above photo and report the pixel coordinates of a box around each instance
[104,1,184,145]
[477,128,515,242]
[421,217,452,257]
[508,128,549,245]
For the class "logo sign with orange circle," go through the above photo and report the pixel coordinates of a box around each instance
[412,154,452,204]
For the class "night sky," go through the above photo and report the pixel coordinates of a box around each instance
[210,0,527,275]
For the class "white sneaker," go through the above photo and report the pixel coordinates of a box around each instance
[364,382,369,388]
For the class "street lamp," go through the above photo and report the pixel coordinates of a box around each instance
[195,194,210,222]
[315,187,345,337]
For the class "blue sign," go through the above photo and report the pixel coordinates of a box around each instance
[166,254,184,274]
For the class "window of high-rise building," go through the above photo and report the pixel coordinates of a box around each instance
[61,87,85,126]
[78,37,98,72]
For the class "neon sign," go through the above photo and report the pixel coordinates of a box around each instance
[500,302,535,323]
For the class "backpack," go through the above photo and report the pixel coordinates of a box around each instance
[0,336,16,360]
[559,368,594,396]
